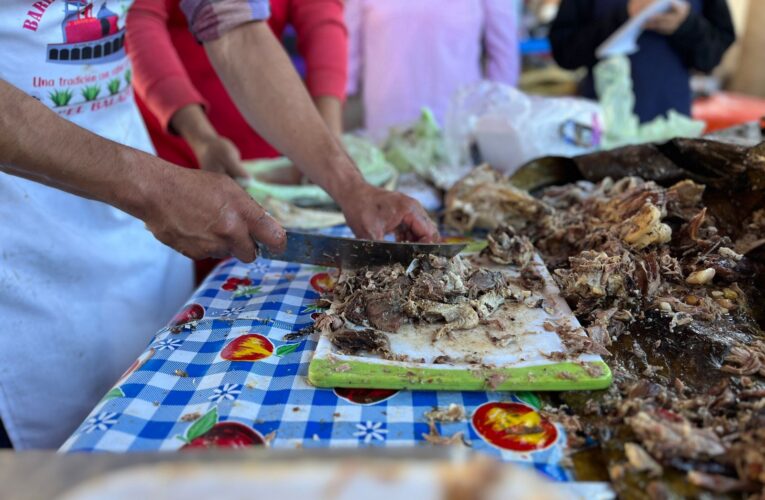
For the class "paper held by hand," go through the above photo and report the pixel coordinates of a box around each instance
[596,0,678,58]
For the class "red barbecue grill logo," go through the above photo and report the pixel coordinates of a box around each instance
[46,1,125,65]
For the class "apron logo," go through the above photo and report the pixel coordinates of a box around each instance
[46,1,126,65]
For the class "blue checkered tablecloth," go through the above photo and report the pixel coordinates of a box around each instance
[60,227,574,482]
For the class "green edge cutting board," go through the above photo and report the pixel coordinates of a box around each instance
[308,253,612,392]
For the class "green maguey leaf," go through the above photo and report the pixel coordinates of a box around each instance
[184,406,218,442]
[101,386,125,402]
[276,343,300,357]
[516,392,541,410]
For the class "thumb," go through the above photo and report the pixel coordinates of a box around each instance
[244,200,286,253]
[221,140,250,179]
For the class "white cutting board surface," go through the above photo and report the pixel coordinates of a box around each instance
[309,254,612,391]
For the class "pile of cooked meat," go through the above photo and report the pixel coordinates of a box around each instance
[447,165,765,497]
[316,224,610,362]
[319,251,514,356]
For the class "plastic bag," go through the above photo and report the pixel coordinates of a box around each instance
[594,55,705,148]
[444,81,602,175]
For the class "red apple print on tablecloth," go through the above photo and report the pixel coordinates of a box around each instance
[471,402,558,452]
[222,277,251,291]
[334,388,399,405]
[116,348,155,385]
[221,334,274,362]
[180,407,264,450]
[168,303,204,329]
[310,272,336,293]
[222,277,261,298]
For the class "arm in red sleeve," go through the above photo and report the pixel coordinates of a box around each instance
[290,0,348,101]
[127,0,208,133]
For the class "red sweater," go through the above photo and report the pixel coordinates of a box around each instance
[127,0,348,168]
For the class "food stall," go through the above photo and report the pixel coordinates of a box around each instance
[2,2,765,500]
[0,120,740,499]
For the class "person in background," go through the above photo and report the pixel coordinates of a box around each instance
[346,0,521,141]
[128,0,346,176]
[127,0,347,281]
[549,0,735,122]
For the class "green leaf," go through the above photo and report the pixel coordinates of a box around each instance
[49,89,74,107]
[464,239,488,254]
[516,392,541,410]
[81,85,101,102]
[306,265,330,272]
[276,343,300,357]
[301,302,326,313]
[232,286,261,299]
[107,78,121,95]
[185,406,218,442]
[101,386,124,402]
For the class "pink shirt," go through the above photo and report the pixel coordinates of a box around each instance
[346,0,520,140]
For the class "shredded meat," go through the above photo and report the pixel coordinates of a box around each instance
[446,166,765,496]
[329,329,391,358]
[325,253,511,339]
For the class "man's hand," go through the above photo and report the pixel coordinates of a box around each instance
[0,79,282,264]
[191,134,250,179]
[142,167,285,262]
[645,1,690,35]
[339,184,440,243]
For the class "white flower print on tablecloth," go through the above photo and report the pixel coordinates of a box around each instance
[353,421,388,443]
[82,412,119,433]
[209,383,242,403]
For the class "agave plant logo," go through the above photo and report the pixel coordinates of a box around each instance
[49,89,74,107]
[81,85,101,101]
[107,78,120,95]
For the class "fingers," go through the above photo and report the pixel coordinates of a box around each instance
[365,220,385,241]
[243,200,286,253]
[405,200,439,243]
[229,230,258,263]
[645,14,675,34]
[227,161,251,180]
[220,146,250,180]
[628,0,654,17]
[392,197,439,243]
[198,138,251,180]
[399,212,439,243]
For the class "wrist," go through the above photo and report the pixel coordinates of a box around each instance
[171,105,218,151]
[111,147,167,221]
[320,148,368,206]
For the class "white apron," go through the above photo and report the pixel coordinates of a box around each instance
[0,0,193,449]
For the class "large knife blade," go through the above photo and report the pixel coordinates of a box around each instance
[257,231,466,269]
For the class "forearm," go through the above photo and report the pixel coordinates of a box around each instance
[313,96,343,136]
[0,80,157,219]
[205,22,364,201]
[127,0,207,133]
[171,105,219,150]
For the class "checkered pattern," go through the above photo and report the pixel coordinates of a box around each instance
[60,227,572,482]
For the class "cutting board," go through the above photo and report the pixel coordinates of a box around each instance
[308,252,612,392]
